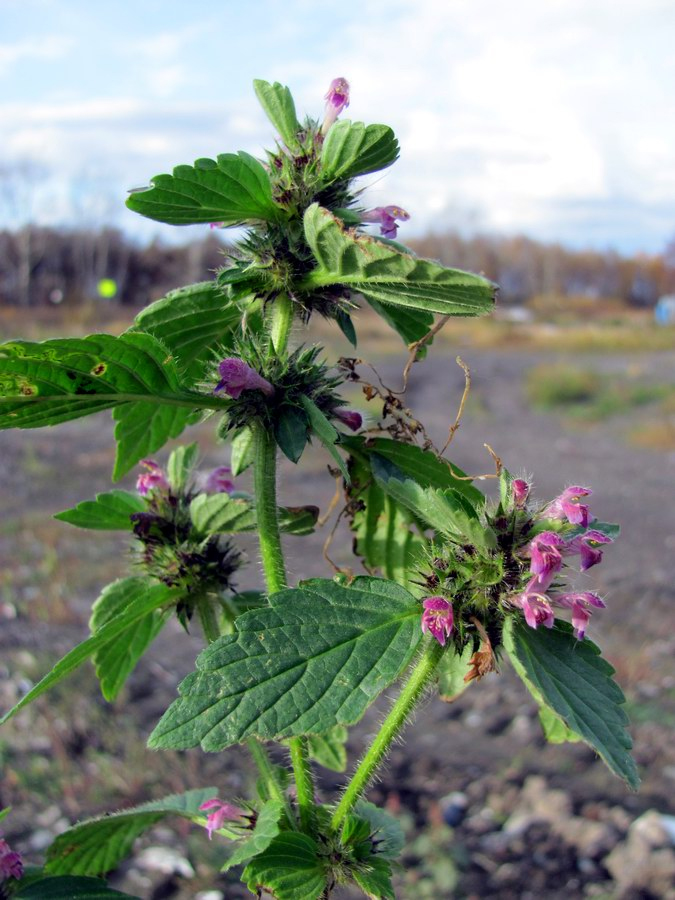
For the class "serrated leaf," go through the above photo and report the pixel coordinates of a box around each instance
[15,877,139,899]
[0,584,177,724]
[89,578,171,701]
[438,642,475,702]
[242,833,327,900]
[274,404,309,463]
[321,121,399,181]
[112,403,198,481]
[348,452,425,589]
[503,618,639,789]
[352,858,396,899]
[253,79,302,150]
[231,427,255,475]
[306,725,348,772]
[301,205,496,316]
[221,799,284,872]
[54,490,145,530]
[189,493,257,535]
[0,332,219,436]
[365,296,434,351]
[539,705,582,744]
[370,454,495,550]
[343,436,483,506]
[167,442,199,492]
[45,788,217,877]
[131,282,244,382]
[148,577,422,750]
[126,151,282,226]
[299,395,349,480]
[353,801,405,860]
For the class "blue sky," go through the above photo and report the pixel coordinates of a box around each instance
[2,0,674,253]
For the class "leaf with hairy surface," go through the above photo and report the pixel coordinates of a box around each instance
[221,800,284,872]
[242,833,327,900]
[126,152,282,226]
[54,490,145,531]
[253,80,302,151]
[15,877,139,899]
[300,205,496,317]
[148,577,422,750]
[320,120,399,181]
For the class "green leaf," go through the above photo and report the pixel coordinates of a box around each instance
[437,643,475,702]
[167,442,199,492]
[353,801,405,860]
[15,877,139,899]
[89,578,170,701]
[344,436,483,506]
[274,404,309,463]
[131,282,244,382]
[503,618,639,789]
[54,490,145,531]
[539,705,582,744]
[112,403,198,481]
[189,493,257,535]
[148,577,422,750]
[253,79,302,150]
[335,309,358,347]
[242,833,327,900]
[299,395,349,481]
[0,583,176,724]
[0,807,10,823]
[365,296,434,351]
[278,505,320,536]
[45,788,217,877]
[0,332,218,436]
[306,725,348,772]
[320,121,399,181]
[301,205,496,316]
[348,452,425,589]
[352,858,396,899]
[126,152,282,226]
[231,427,255,475]
[370,454,495,550]
[221,799,284,872]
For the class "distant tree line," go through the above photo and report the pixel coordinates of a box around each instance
[0,224,672,309]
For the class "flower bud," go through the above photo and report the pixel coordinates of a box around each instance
[322,77,350,134]
[215,358,274,399]
[136,459,170,496]
[334,408,363,431]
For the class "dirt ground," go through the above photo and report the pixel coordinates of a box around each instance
[1,336,674,898]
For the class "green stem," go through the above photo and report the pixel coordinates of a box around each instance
[247,738,297,829]
[196,594,220,644]
[331,639,446,833]
[252,419,316,832]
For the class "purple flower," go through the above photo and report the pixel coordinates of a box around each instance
[512,578,555,630]
[209,222,224,229]
[421,596,453,646]
[215,358,274,400]
[199,798,246,840]
[361,205,410,240]
[556,591,605,639]
[204,466,235,494]
[334,408,363,431]
[565,529,613,571]
[322,77,350,133]
[136,459,170,496]
[0,838,23,881]
[543,485,592,527]
[527,531,567,590]
[512,478,530,507]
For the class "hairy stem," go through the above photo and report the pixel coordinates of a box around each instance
[196,594,221,644]
[331,638,445,833]
[253,419,316,832]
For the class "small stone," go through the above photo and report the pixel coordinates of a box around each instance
[195,893,225,900]
[440,791,469,827]
[135,846,195,878]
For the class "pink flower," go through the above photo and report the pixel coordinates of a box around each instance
[136,459,170,496]
[527,531,567,590]
[322,77,350,133]
[512,578,555,630]
[334,408,363,431]
[512,478,530,507]
[361,205,410,240]
[209,222,224,229]
[543,486,592,527]
[215,358,274,400]
[556,591,605,639]
[0,838,23,881]
[421,596,453,646]
[565,529,613,571]
[199,798,246,840]
[204,466,235,494]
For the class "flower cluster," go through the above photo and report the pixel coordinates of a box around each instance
[0,837,23,882]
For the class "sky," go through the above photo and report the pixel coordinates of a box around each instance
[1,0,674,254]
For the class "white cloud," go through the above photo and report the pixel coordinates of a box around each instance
[0,34,74,74]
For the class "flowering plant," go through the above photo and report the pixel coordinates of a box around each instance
[0,77,636,898]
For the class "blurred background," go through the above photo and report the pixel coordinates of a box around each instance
[1,1,674,897]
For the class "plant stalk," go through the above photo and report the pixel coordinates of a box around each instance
[331,638,446,833]
[253,418,316,833]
